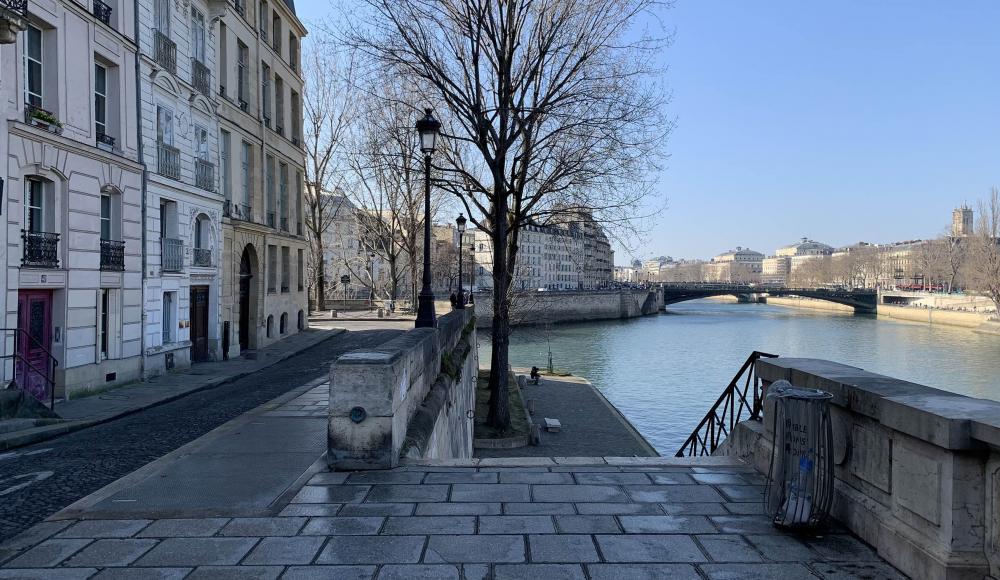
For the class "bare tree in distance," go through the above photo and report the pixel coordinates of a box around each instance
[345,0,672,430]
[970,187,1000,312]
[303,40,357,311]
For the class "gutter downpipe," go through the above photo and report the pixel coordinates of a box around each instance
[134,0,148,379]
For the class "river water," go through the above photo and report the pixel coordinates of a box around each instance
[478,300,1000,456]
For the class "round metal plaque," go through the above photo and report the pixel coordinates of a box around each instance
[349,406,367,424]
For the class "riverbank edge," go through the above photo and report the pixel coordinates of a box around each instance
[510,366,661,457]
[766,295,1000,333]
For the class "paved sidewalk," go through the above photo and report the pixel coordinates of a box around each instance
[0,457,907,579]
[0,328,344,451]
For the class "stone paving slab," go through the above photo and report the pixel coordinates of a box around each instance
[0,461,909,578]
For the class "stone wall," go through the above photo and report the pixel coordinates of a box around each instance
[765,296,856,314]
[720,357,1000,580]
[878,303,990,329]
[474,289,662,328]
[327,309,477,470]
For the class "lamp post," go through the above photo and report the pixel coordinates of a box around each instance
[468,242,475,305]
[368,252,376,310]
[414,108,440,328]
[456,214,466,309]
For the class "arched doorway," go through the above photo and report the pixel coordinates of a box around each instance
[239,245,259,352]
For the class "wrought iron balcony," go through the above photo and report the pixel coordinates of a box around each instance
[161,237,183,272]
[24,104,62,134]
[1,0,27,17]
[153,29,176,74]
[266,212,276,228]
[280,217,288,231]
[92,0,112,26]
[276,124,284,137]
[219,84,226,97]
[100,239,125,271]
[193,247,212,267]
[97,131,115,149]
[0,0,27,44]
[21,231,59,268]
[195,159,215,191]
[223,201,254,222]
[157,142,180,180]
[233,0,244,17]
[239,99,248,112]
[263,114,270,128]
[191,58,211,97]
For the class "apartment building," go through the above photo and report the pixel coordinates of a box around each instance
[474,224,585,291]
[217,0,308,356]
[702,247,764,283]
[1,0,144,398]
[138,0,224,375]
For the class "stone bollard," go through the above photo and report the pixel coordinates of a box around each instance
[377,308,384,318]
[330,310,338,318]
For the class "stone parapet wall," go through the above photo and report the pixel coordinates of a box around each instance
[878,303,990,329]
[720,357,1000,580]
[327,309,477,470]
[474,289,662,328]
[765,296,855,314]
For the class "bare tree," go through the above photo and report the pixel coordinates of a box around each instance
[303,40,357,310]
[348,0,671,430]
[970,187,1000,311]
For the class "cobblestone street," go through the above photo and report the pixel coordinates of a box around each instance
[0,329,402,543]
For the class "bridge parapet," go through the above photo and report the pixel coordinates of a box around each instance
[659,284,876,313]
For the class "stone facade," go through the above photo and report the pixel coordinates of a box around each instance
[702,247,763,283]
[473,289,662,328]
[0,0,144,396]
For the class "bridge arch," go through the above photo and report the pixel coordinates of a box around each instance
[659,285,877,314]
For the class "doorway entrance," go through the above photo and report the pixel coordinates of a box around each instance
[16,290,53,403]
[238,245,259,352]
[190,286,209,362]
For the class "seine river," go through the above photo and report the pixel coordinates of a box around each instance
[479,300,1000,456]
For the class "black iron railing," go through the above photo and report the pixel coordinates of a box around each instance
[195,159,215,191]
[191,58,211,97]
[193,247,212,267]
[1,327,59,409]
[1,0,28,17]
[161,237,183,272]
[92,0,112,25]
[233,0,244,17]
[280,216,288,231]
[153,29,176,74]
[24,104,62,134]
[266,211,276,228]
[296,221,302,235]
[100,239,125,271]
[157,142,180,180]
[275,123,284,137]
[224,201,254,222]
[21,231,59,268]
[676,351,778,457]
[239,99,248,112]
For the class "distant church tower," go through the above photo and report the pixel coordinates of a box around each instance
[952,205,974,237]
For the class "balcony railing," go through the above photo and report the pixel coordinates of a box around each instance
[195,159,215,191]
[97,131,115,150]
[191,58,211,97]
[224,201,254,222]
[153,29,176,74]
[100,239,125,271]
[161,237,183,272]
[296,221,302,236]
[24,104,62,135]
[233,0,244,17]
[157,142,180,180]
[1,0,28,18]
[92,0,112,25]
[21,231,59,268]
[275,124,284,137]
[266,212,276,228]
[280,217,288,231]
[193,247,212,267]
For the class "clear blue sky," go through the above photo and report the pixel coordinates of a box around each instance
[295,1,1000,263]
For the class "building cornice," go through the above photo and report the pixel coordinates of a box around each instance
[9,121,144,171]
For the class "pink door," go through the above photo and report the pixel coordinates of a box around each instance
[17,290,52,403]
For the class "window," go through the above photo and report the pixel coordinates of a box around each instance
[281,246,289,292]
[25,179,44,233]
[220,130,231,200]
[162,291,175,344]
[194,215,206,249]
[266,154,275,223]
[261,62,270,123]
[272,12,281,52]
[154,0,170,34]
[279,312,287,334]
[241,141,253,205]
[99,289,110,359]
[219,22,227,95]
[279,162,287,227]
[274,75,283,133]
[259,1,268,39]
[100,193,112,240]
[194,124,209,160]
[268,244,277,292]
[156,106,174,145]
[190,8,206,63]
[24,25,42,107]
[237,41,248,107]
[295,170,302,232]
[290,91,300,141]
[288,34,298,71]
[94,63,107,137]
[297,248,304,291]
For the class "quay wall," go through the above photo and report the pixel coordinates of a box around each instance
[765,295,855,314]
[877,303,990,329]
[474,289,662,328]
[327,309,477,470]
[720,357,1000,580]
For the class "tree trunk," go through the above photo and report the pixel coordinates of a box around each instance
[487,181,512,431]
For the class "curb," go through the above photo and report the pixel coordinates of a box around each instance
[0,328,346,452]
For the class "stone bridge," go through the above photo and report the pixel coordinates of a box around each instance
[660,283,877,314]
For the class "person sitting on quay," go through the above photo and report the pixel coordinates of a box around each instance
[530,366,540,385]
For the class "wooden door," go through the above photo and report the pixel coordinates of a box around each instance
[190,286,209,362]
[16,290,52,403]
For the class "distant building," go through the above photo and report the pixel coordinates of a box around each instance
[952,205,974,237]
[550,208,614,289]
[702,247,763,283]
[474,224,584,291]
[764,238,833,285]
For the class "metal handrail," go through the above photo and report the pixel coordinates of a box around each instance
[0,327,59,409]
[675,351,778,457]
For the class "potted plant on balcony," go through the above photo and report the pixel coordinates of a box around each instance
[26,106,62,133]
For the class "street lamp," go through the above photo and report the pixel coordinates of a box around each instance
[414,108,440,328]
[368,252,376,309]
[468,243,476,305]
[456,214,467,309]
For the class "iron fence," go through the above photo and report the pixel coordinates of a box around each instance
[100,239,125,271]
[195,158,215,191]
[157,142,180,180]
[191,58,211,97]
[153,29,176,74]
[193,247,212,267]
[161,237,184,272]
[21,231,59,268]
